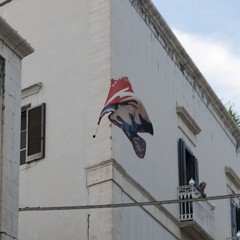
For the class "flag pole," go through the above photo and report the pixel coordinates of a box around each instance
[93,124,99,138]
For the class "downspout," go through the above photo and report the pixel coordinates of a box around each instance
[0,57,4,239]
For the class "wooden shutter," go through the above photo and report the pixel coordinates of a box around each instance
[194,156,199,187]
[237,207,240,232]
[178,139,199,186]
[178,139,186,186]
[231,199,238,237]
[26,103,45,162]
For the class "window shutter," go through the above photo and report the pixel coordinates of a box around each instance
[26,103,45,162]
[178,139,199,186]
[194,156,199,187]
[231,199,238,237]
[237,207,240,231]
[178,139,186,186]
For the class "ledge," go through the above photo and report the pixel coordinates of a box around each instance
[225,166,240,190]
[180,220,214,240]
[86,159,181,239]
[176,106,201,135]
[21,82,42,99]
[0,16,34,58]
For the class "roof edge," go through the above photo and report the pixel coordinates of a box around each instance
[0,16,34,59]
[137,0,240,147]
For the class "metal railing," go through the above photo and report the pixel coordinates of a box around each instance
[178,185,215,238]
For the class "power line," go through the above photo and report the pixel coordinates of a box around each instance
[0,0,13,7]
[19,193,240,212]
[0,231,18,240]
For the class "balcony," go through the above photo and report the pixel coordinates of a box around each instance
[178,185,215,240]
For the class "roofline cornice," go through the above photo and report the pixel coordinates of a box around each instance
[133,0,240,147]
[0,16,34,59]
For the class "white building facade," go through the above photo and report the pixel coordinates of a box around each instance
[1,0,240,239]
[0,16,33,240]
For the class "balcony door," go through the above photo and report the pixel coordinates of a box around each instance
[178,139,199,187]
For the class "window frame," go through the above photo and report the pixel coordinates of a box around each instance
[178,138,199,187]
[230,198,240,237]
[20,104,30,165]
[20,103,46,165]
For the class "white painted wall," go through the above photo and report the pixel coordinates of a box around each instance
[1,0,112,239]
[121,193,177,240]
[0,39,22,240]
[110,0,240,239]
[1,0,240,239]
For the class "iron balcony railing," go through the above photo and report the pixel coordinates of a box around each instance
[178,185,215,239]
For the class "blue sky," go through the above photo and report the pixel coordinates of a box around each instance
[152,0,240,113]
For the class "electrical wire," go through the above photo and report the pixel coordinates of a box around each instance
[19,192,240,212]
[0,231,18,240]
[0,0,13,7]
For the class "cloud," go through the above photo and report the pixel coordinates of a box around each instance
[173,29,240,112]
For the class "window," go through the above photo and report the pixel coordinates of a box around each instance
[20,107,27,165]
[20,103,46,165]
[0,56,4,82]
[178,138,199,186]
[231,199,240,237]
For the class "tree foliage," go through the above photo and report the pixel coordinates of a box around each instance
[226,103,240,128]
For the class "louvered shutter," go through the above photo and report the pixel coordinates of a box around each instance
[194,156,199,187]
[237,206,240,232]
[231,199,238,237]
[26,103,45,162]
[178,139,186,186]
[178,139,199,186]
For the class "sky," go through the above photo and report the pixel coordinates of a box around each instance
[152,0,240,113]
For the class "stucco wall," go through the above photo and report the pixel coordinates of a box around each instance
[110,0,240,239]
[1,0,112,239]
[0,40,22,240]
[1,0,240,239]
